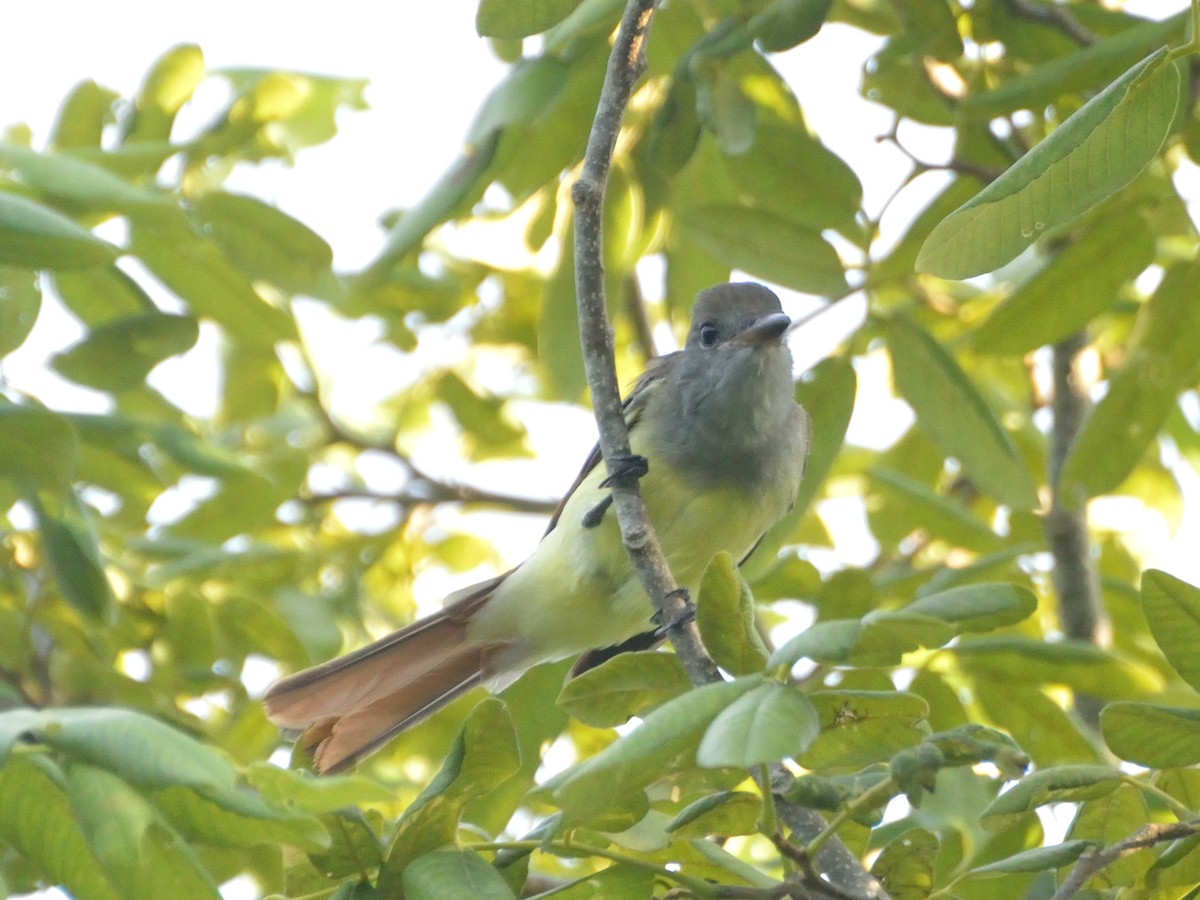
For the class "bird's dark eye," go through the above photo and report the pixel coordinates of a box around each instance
[698,323,719,348]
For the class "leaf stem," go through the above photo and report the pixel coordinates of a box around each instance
[804,776,896,859]
[473,839,720,897]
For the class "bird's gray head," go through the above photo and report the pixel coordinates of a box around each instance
[650,282,801,489]
[684,282,791,352]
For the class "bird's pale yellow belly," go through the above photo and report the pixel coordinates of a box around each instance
[466,433,788,674]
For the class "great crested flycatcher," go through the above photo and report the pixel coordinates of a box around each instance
[265,282,811,773]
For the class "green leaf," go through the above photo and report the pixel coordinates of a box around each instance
[1,707,238,797]
[769,587,1021,670]
[126,44,205,143]
[1141,569,1200,693]
[34,493,114,618]
[963,13,1185,119]
[51,312,199,391]
[905,583,1037,633]
[885,315,1039,509]
[696,64,757,156]
[769,618,864,668]
[665,791,762,837]
[403,849,516,900]
[1058,260,1200,502]
[191,191,335,295]
[0,266,40,357]
[50,80,119,149]
[1101,701,1200,768]
[678,204,848,297]
[751,0,835,52]
[918,48,1180,278]
[436,371,527,460]
[0,404,77,494]
[0,756,121,900]
[150,783,329,853]
[1066,784,1151,887]
[871,828,938,899]
[467,57,572,145]
[557,651,691,728]
[689,837,781,888]
[954,636,1162,699]
[128,209,294,346]
[0,143,166,214]
[476,0,581,38]
[697,552,769,675]
[551,677,761,824]
[970,840,1096,875]
[51,265,155,324]
[65,763,221,900]
[381,698,520,888]
[970,207,1156,354]
[799,690,929,771]
[697,681,819,767]
[0,191,117,269]
[980,765,1123,830]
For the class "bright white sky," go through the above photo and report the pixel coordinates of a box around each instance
[3,1,1198,573]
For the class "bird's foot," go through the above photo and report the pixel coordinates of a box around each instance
[651,589,695,637]
[599,453,649,489]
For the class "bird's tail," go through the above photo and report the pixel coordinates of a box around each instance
[264,575,505,774]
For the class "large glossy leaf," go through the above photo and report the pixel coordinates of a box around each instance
[696,681,819,767]
[191,191,335,295]
[403,849,515,900]
[918,48,1179,278]
[380,699,520,889]
[884,316,1038,509]
[1058,260,1200,502]
[556,650,691,728]
[550,677,761,824]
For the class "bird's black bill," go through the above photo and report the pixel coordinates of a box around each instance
[739,312,791,346]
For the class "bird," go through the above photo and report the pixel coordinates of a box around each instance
[265,282,811,773]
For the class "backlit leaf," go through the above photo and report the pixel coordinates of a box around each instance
[918,48,1179,278]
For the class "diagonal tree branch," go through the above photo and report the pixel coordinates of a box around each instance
[571,0,719,687]
[570,3,888,897]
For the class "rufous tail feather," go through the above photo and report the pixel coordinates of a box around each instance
[264,577,504,773]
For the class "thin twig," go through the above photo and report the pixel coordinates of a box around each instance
[1051,820,1200,899]
[571,0,721,686]
[999,0,1096,46]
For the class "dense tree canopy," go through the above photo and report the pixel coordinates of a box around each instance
[3,1,1200,897]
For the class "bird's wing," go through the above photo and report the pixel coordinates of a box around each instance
[543,352,675,535]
